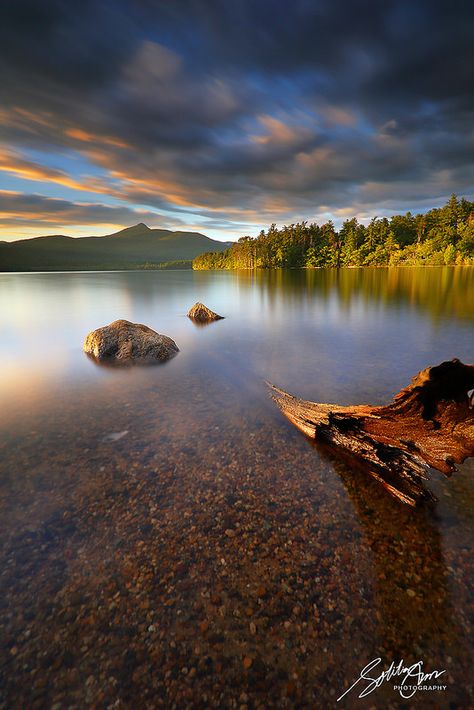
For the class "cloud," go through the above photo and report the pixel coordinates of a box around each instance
[0,190,185,237]
[0,147,107,193]
[0,0,473,238]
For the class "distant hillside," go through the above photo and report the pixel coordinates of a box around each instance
[0,223,232,271]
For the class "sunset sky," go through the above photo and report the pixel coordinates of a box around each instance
[0,0,473,242]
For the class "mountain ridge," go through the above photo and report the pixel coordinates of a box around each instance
[0,224,232,271]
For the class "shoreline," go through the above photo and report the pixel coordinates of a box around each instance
[1,264,473,275]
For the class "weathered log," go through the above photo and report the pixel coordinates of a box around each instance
[269,359,474,506]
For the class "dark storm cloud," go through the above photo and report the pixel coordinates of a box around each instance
[0,0,473,234]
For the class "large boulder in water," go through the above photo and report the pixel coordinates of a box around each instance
[187,302,224,322]
[83,319,179,364]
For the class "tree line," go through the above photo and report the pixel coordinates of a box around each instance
[193,194,474,269]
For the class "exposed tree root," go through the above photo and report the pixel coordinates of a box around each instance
[269,359,474,505]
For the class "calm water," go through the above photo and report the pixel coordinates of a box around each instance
[0,267,473,708]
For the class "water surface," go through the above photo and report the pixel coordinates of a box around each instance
[0,267,473,708]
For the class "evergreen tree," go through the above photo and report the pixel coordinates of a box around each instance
[192,195,474,270]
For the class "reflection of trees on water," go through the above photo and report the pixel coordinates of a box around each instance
[232,267,474,323]
[31,267,474,325]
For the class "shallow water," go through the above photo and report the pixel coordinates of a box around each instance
[0,267,473,708]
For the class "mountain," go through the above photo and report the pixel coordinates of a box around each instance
[0,224,232,271]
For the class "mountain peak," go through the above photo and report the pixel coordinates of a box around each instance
[110,223,151,237]
[0,225,232,270]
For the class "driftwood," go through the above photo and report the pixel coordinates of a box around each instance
[269,359,474,506]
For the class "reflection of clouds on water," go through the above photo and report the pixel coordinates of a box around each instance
[1,266,473,434]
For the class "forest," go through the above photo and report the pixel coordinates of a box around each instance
[193,195,474,269]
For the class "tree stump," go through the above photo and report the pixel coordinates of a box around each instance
[269,359,474,506]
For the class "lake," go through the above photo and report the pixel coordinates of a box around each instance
[0,267,473,707]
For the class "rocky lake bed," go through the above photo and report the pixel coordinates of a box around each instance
[0,268,473,708]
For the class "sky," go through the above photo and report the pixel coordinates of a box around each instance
[0,0,473,242]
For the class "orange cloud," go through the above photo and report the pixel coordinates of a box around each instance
[0,148,117,196]
[65,128,130,149]
[0,145,206,212]
[13,107,55,128]
[252,115,303,145]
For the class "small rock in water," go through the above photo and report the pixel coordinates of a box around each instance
[103,430,129,442]
[187,302,224,322]
[83,319,179,364]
